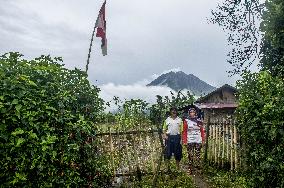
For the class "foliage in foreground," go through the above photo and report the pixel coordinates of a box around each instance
[0,52,111,187]
[118,163,194,188]
[204,165,249,188]
[236,71,284,188]
[212,1,284,187]
[139,171,194,188]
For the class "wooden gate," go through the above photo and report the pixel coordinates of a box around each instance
[203,117,243,171]
[95,124,165,187]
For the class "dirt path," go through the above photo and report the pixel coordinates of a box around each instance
[190,168,210,188]
[181,164,210,188]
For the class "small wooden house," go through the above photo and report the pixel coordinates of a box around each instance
[195,84,238,122]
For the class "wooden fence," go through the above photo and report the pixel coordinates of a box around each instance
[95,124,165,187]
[95,118,243,187]
[204,118,243,171]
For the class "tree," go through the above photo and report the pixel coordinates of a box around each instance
[236,71,284,187]
[210,0,264,74]
[260,0,284,76]
[0,52,111,187]
[211,0,284,76]
[149,91,195,125]
[211,1,284,187]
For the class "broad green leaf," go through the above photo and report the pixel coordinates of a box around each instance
[15,104,22,111]
[15,138,25,147]
[11,128,25,136]
[15,172,27,181]
[12,99,18,104]
[46,106,57,111]
[28,80,37,86]
[28,132,38,139]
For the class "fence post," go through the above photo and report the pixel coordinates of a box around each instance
[226,121,229,166]
[212,120,215,165]
[230,120,234,171]
[234,121,238,170]
[109,127,116,177]
[116,128,122,178]
[137,126,142,182]
[218,119,221,167]
[124,134,132,176]
[131,130,141,182]
[222,119,225,168]
[210,121,213,163]
[204,116,210,164]
[152,122,165,188]
[214,121,218,165]
[146,135,156,174]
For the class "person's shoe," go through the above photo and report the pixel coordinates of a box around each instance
[195,162,202,170]
[166,168,171,174]
[188,162,193,168]
[187,167,192,175]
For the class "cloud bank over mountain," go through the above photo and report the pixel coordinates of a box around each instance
[99,83,174,104]
[99,69,206,111]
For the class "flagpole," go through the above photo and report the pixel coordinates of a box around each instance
[86,24,96,74]
[86,0,106,73]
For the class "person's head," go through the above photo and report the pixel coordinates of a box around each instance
[188,108,196,118]
[170,107,178,118]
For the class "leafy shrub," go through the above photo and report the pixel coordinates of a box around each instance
[237,71,284,187]
[204,165,249,188]
[0,52,111,187]
[149,91,195,125]
[131,170,194,188]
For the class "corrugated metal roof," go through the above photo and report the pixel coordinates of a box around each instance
[195,103,238,109]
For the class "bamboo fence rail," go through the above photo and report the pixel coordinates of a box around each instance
[95,124,164,186]
[96,117,243,187]
[204,118,242,171]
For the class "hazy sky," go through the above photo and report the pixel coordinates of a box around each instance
[0,0,240,103]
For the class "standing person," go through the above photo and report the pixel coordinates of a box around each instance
[182,108,205,172]
[163,107,183,170]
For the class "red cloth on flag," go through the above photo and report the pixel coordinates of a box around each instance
[95,1,107,56]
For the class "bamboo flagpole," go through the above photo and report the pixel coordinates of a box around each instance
[86,26,96,73]
[86,0,107,73]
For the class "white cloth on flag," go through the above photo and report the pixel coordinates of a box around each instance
[95,1,107,56]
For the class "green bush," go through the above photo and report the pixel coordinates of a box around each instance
[237,71,284,187]
[0,52,111,187]
[138,172,194,188]
[204,165,249,188]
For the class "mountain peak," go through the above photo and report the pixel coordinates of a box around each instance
[147,71,215,96]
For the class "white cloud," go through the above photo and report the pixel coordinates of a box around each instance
[98,68,184,105]
[151,67,182,80]
[98,79,200,112]
[99,83,174,104]
[98,68,194,111]
[99,82,175,112]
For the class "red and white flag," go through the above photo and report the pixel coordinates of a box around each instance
[95,1,107,56]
